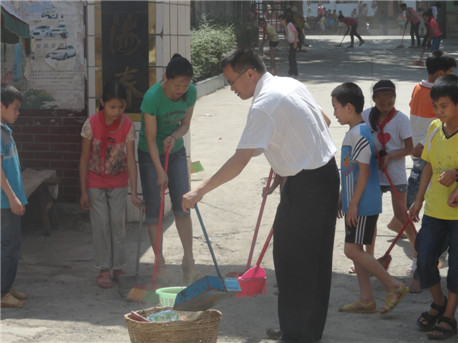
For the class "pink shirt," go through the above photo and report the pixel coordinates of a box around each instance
[406,7,420,24]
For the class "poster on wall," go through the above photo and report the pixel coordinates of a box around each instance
[6,0,85,110]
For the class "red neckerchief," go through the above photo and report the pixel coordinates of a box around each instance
[98,110,122,173]
[376,108,395,152]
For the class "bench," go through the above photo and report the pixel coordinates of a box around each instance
[22,168,60,235]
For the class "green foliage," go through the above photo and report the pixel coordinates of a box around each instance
[21,89,57,109]
[191,15,237,82]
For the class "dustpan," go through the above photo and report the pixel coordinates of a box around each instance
[236,226,273,297]
[173,205,240,311]
[227,168,274,278]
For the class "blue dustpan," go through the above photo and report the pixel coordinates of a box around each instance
[173,205,240,311]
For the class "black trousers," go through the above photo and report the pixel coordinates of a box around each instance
[273,158,339,343]
[410,21,421,46]
[287,43,298,76]
[350,24,363,44]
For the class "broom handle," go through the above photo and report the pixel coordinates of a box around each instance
[255,226,274,267]
[194,204,222,278]
[382,167,418,235]
[385,220,410,256]
[152,148,170,288]
[245,168,274,271]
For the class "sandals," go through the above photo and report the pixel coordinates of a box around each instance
[339,300,377,314]
[380,282,409,314]
[96,270,113,289]
[428,317,457,340]
[1,293,25,308]
[417,297,448,331]
[9,288,28,300]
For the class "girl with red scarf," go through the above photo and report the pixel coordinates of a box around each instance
[79,80,142,289]
[361,80,415,272]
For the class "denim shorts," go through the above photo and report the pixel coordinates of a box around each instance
[380,184,407,193]
[415,215,458,293]
[138,147,190,225]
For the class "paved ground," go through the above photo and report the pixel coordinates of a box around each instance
[2,35,458,343]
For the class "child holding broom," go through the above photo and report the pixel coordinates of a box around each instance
[79,80,142,288]
[409,74,458,340]
[332,82,409,315]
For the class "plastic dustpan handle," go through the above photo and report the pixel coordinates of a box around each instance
[194,204,222,278]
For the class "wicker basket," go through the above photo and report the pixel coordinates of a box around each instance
[124,306,222,343]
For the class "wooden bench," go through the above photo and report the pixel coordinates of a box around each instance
[22,169,60,235]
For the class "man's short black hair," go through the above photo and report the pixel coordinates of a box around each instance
[221,47,266,74]
[426,50,456,75]
[430,74,458,104]
[1,84,22,108]
[331,82,364,114]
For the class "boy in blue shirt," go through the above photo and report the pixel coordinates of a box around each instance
[331,82,409,315]
[1,84,28,308]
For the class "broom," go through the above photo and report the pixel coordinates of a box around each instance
[396,24,407,48]
[376,166,418,270]
[412,47,426,66]
[127,147,170,302]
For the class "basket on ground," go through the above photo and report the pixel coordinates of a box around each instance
[155,286,186,307]
[124,306,222,343]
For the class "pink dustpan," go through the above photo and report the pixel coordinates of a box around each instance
[235,227,273,298]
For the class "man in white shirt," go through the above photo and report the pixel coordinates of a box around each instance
[182,47,339,343]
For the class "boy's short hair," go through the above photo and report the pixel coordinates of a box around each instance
[426,50,456,75]
[1,83,22,107]
[221,47,266,74]
[278,14,285,20]
[400,3,407,9]
[258,17,267,25]
[331,82,364,114]
[430,74,458,104]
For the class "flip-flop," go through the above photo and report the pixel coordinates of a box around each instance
[1,293,25,308]
[9,288,29,300]
[339,300,377,314]
[380,282,409,314]
[97,270,113,289]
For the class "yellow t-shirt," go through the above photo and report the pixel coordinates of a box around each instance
[421,119,458,220]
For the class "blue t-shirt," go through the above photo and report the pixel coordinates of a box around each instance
[138,81,196,155]
[340,123,381,216]
[1,124,27,209]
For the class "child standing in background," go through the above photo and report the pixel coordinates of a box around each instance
[332,82,409,315]
[362,80,415,269]
[79,80,142,289]
[278,14,298,78]
[258,17,279,75]
[1,84,28,308]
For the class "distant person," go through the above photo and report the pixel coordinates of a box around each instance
[1,84,28,308]
[278,14,298,78]
[409,74,458,341]
[430,1,441,20]
[332,82,409,316]
[79,80,142,289]
[258,17,279,75]
[183,46,339,343]
[338,14,365,48]
[400,3,421,48]
[422,11,442,52]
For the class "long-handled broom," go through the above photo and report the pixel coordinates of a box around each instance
[127,148,170,302]
[413,47,426,66]
[396,25,407,48]
[377,166,418,270]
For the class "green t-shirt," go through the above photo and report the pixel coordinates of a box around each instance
[138,81,196,154]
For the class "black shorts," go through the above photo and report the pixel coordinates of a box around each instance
[344,214,379,245]
[269,40,279,48]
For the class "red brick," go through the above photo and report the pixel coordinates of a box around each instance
[35,118,60,126]
[50,143,80,152]
[63,169,80,178]
[63,117,87,126]
[51,160,79,170]
[35,134,62,143]
[64,152,81,160]
[62,134,83,143]
[23,126,49,134]
[24,160,50,169]
[35,151,63,160]
[19,151,35,159]
[50,126,81,135]
[13,133,31,142]
[22,143,49,151]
